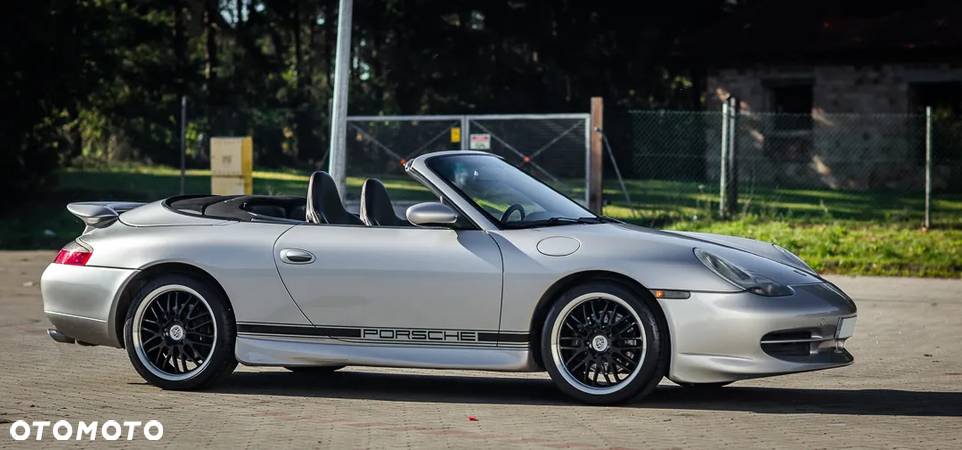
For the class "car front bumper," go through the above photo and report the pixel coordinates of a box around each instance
[41,263,138,347]
[658,282,857,384]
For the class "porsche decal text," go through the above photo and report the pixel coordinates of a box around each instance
[361,328,479,342]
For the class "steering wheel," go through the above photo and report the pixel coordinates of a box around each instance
[500,203,526,223]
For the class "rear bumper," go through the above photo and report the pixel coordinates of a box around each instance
[41,263,137,347]
[658,282,857,384]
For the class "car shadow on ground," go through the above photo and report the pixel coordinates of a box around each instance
[208,369,962,417]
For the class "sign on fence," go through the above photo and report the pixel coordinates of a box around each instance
[469,133,491,150]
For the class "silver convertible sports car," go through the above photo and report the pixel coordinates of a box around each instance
[41,151,856,404]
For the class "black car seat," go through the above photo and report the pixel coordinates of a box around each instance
[305,171,362,225]
[360,178,408,226]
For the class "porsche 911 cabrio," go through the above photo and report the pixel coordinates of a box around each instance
[41,151,856,404]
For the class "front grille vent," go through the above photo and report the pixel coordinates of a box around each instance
[761,330,814,358]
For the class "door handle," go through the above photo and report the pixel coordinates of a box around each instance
[280,248,315,264]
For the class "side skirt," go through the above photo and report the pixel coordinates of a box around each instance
[235,334,540,371]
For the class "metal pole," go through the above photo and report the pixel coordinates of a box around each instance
[327,0,353,199]
[925,106,932,229]
[719,100,729,217]
[599,131,637,218]
[460,116,468,150]
[179,95,187,194]
[727,96,738,217]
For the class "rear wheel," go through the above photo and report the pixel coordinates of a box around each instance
[124,274,237,390]
[541,281,667,404]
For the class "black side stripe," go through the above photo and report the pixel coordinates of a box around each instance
[239,324,529,343]
[237,324,361,338]
[489,332,530,343]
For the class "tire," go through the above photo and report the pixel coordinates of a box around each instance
[123,274,237,390]
[541,281,667,405]
[285,366,345,374]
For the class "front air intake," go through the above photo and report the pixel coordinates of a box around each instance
[761,330,817,358]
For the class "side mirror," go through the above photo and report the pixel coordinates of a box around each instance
[406,202,459,228]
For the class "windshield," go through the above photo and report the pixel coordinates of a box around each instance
[426,154,600,228]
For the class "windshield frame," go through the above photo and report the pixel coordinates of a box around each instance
[422,153,599,230]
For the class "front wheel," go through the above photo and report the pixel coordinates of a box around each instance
[124,274,237,390]
[541,281,667,404]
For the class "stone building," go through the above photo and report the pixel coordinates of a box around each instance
[696,1,962,190]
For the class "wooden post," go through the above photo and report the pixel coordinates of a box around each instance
[726,96,738,217]
[719,100,729,217]
[925,106,932,229]
[179,96,187,195]
[589,97,604,213]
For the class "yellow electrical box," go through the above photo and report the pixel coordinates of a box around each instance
[450,127,461,143]
[210,137,253,195]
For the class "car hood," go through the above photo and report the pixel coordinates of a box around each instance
[497,222,820,292]
[664,230,813,274]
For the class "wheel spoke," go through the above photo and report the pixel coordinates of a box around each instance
[564,348,587,366]
[601,368,613,385]
[184,343,204,365]
[612,321,638,338]
[610,355,630,375]
[613,351,638,370]
[180,349,190,372]
[190,318,213,328]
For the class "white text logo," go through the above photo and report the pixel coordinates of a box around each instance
[9,420,163,441]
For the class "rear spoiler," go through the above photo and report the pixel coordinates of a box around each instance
[67,201,146,233]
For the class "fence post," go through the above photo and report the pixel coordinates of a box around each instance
[589,97,604,213]
[179,95,187,195]
[719,100,729,217]
[925,106,932,229]
[460,116,469,150]
[726,96,739,217]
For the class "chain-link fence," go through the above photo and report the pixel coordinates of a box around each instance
[613,109,962,226]
[345,114,590,203]
[69,101,961,228]
[465,115,589,203]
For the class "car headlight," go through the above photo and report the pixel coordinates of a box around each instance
[773,244,816,274]
[694,248,795,297]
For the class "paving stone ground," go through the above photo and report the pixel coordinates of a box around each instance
[0,251,960,448]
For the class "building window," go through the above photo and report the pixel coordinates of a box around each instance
[766,82,813,161]
[770,84,814,115]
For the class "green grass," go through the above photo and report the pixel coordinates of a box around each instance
[661,217,961,278]
[3,165,960,278]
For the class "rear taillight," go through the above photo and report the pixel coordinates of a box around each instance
[54,241,92,266]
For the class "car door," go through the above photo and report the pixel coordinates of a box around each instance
[273,224,504,344]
